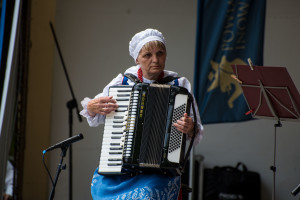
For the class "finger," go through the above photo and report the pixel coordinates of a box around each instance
[96,97,118,109]
[173,122,183,132]
[107,97,118,104]
[181,113,192,122]
[97,96,118,105]
[176,118,194,133]
[105,103,118,110]
[101,102,118,110]
[176,119,185,126]
[177,117,191,127]
[173,122,187,134]
[109,98,117,103]
[97,107,116,115]
[98,96,114,103]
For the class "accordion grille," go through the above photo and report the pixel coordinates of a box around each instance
[139,86,170,167]
[169,104,186,153]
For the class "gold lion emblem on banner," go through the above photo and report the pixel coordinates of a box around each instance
[207,55,246,109]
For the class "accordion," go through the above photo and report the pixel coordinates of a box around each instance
[98,83,193,175]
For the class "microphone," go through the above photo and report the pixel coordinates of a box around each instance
[43,133,84,154]
[292,183,300,196]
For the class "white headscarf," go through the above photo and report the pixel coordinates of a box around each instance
[129,28,166,61]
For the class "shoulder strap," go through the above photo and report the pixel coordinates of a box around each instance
[155,76,181,85]
[123,73,180,85]
[122,73,141,84]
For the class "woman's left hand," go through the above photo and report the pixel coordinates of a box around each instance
[173,113,194,137]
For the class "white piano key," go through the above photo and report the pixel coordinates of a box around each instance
[100,155,123,159]
[98,167,122,173]
[106,111,127,117]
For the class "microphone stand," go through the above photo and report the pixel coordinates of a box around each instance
[49,21,82,200]
[49,145,69,200]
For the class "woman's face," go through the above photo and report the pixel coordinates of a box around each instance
[136,43,166,80]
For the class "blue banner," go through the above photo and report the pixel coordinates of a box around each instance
[194,0,266,124]
[0,0,7,67]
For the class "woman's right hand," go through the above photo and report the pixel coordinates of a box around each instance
[87,96,118,117]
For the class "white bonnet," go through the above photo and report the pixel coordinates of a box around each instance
[129,28,166,61]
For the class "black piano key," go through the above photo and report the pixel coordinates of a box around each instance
[108,158,122,161]
[113,125,124,128]
[115,110,127,112]
[111,136,122,139]
[110,147,123,150]
[109,152,122,155]
[117,94,130,97]
[116,98,130,101]
[113,120,124,123]
[118,105,128,107]
[117,89,131,92]
[107,163,122,166]
[114,116,124,119]
[110,143,120,145]
[112,131,123,134]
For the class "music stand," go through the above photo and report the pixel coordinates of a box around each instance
[231,63,300,200]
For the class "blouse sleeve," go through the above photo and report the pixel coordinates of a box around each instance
[80,73,124,127]
[5,161,14,196]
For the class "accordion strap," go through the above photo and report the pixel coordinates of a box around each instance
[155,76,181,84]
[123,73,180,84]
[181,93,197,173]
[123,73,142,84]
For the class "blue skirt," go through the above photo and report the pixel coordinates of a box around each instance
[91,168,181,200]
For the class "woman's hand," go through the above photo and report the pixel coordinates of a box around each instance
[87,96,118,116]
[173,113,194,137]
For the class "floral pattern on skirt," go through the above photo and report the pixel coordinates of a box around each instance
[91,168,181,200]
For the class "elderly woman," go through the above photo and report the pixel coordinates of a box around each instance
[80,28,204,200]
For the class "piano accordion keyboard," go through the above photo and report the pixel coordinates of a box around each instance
[98,86,134,174]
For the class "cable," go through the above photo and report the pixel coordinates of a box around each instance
[42,152,54,185]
